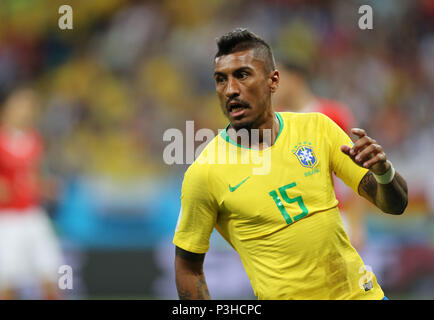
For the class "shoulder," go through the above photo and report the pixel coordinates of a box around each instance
[315,98,355,132]
[278,111,342,146]
[181,140,221,204]
[183,134,221,185]
[277,111,333,128]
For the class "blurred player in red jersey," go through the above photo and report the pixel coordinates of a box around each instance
[274,62,366,250]
[0,88,63,299]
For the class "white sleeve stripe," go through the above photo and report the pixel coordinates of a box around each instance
[175,206,183,232]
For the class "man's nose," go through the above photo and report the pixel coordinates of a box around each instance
[225,77,240,98]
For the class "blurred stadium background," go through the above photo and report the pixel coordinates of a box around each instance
[0,0,433,299]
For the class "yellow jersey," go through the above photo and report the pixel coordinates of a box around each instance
[173,111,384,300]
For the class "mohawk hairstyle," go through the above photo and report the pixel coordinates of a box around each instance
[215,28,276,73]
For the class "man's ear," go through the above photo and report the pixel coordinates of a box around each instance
[268,70,280,93]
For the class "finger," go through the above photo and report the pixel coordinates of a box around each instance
[340,144,352,156]
[354,144,383,164]
[362,152,387,169]
[341,145,358,163]
[351,128,367,139]
[351,136,377,156]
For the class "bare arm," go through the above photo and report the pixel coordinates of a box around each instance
[175,246,210,300]
[358,170,408,215]
[341,128,408,215]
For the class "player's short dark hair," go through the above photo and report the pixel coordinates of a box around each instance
[215,28,276,73]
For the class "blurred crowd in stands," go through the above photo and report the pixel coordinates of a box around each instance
[0,0,432,178]
[0,0,432,188]
[0,0,433,298]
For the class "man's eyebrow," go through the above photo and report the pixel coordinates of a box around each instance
[235,66,253,72]
[214,71,225,77]
[214,66,253,77]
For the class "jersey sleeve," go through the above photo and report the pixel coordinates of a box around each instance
[320,114,369,195]
[173,162,219,254]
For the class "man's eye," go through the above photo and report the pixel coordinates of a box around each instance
[238,71,249,79]
[215,76,226,84]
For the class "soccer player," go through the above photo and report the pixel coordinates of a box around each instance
[173,29,408,300]
[0,88,63,299]
[273,61,367,250]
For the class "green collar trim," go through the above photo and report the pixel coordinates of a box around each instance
[220,112,284,150]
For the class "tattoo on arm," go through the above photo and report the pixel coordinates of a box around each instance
[175,246,210,300]
[196,275,210,299]
[358,172,377,203]
[358,171,408,215]
[176,283,192,300]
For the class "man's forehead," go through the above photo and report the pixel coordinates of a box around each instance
[214,49,263,72]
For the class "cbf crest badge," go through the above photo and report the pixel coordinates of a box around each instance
[292,142,318,169]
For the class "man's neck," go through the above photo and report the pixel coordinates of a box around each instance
[227,110,280,150]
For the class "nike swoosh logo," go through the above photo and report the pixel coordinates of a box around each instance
[229,177,250,192]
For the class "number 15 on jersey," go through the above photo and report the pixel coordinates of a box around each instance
[268,182,308,225]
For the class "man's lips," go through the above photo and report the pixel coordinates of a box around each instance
[230,107,246,117]
[227,100,250,118]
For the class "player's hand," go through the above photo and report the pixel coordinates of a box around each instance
[340,128,391,176]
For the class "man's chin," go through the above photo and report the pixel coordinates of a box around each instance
[230,118,253,130]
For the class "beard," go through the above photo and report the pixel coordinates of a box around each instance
[231,118,255,130]
[228,106,268,131]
